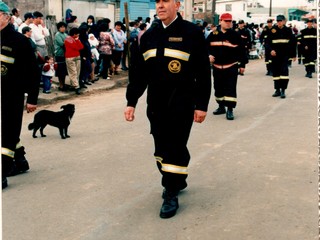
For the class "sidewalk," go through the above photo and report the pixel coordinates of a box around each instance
[37,70,129,105]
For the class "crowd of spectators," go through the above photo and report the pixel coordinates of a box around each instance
[9,7,153,95]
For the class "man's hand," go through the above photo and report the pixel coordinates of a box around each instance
[270,50,276,57]
[194,110,207,123]
[124,106,135,121]
[26,104,37,113]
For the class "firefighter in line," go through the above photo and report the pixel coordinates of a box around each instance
[267,15,296,99]
[259,19,274,76]
[296,33,303,65]
[207,13,247,120]
[124,0,211,218]
[235,20,251,76]
[1,2,40,189]
[300,19,317,78]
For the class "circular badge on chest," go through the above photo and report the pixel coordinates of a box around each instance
[168,60,181,73]
[1,65,8,76]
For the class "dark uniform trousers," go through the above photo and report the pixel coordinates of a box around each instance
[296,35,303,63]
[264,45,272,72]
[147,106,193,192]
[1,24,40,178]
[213,64,238,109]
[260,26,273,73]
[271,55,289,90]
[1,93,25,176]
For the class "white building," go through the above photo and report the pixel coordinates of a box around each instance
[215,0,249,22]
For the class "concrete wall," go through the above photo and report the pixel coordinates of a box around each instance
[3,0,46,18]
[63,1,116,25]
[215,0,247,22]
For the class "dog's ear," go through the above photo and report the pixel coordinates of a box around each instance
[61,105,66,109]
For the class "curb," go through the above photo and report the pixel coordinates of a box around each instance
[37,74,128,106]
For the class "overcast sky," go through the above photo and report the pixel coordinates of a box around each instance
[256,0,314,7]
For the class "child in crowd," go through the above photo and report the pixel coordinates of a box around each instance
[88,33,100,61]
[42,56,57,93]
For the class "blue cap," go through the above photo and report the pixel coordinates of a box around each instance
[276,15,285,21]
[0,1,10,14]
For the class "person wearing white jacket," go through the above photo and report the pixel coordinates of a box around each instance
[30,11,49,59]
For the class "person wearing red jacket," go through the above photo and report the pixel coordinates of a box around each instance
[64,27,83,95]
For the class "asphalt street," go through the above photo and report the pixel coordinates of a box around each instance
[2,58,318,240]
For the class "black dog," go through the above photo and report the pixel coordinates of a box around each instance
[28,104,75,139]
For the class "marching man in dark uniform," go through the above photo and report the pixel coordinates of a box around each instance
[207,13,246,120]
[124,0,211,218]
[300,19,317,78]
[267,15,296,99]
[259,19,274,75]
[236,20,250,76]
[1,2,40,189]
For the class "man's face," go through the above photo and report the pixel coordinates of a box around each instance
[267,22,272,27]
[307,22,313,28]
[0,12,10,30]
[15,9,20,17]
[277,20,284,28]
[238,23,244,29]
[34,17,42,25]
[156,0,180,25]
[220,19,232,31]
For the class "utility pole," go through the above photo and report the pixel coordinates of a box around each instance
[269,0,272,17]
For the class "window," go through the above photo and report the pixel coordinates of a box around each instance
[226,4,232,11]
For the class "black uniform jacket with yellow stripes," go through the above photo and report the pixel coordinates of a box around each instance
[206,27,246,67]
[1,24,40,105]
[266,25,296,59]
[126,13,211,112]
[300,27,317,52]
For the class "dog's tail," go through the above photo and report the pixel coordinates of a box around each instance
[28,123,35,130]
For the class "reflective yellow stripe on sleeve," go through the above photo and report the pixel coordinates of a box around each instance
[303,35,317,39]
[143,49,157,61]
[0,54,15,64]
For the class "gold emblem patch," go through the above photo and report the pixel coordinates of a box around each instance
[1,64,8,76]
[168,60,181,73]
[169,37,183,42]
[271,29,276,33]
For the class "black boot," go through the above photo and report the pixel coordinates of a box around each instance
[160,190,179,219]
[280,89,286,98]
[226,108,234,120]
[272,89,281,97]
[8,146,30,176]
[75,88,81,95]
[306,72,312,78]
[84,80,92,85]
[2,177,8,189]
[213,106,226,115]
